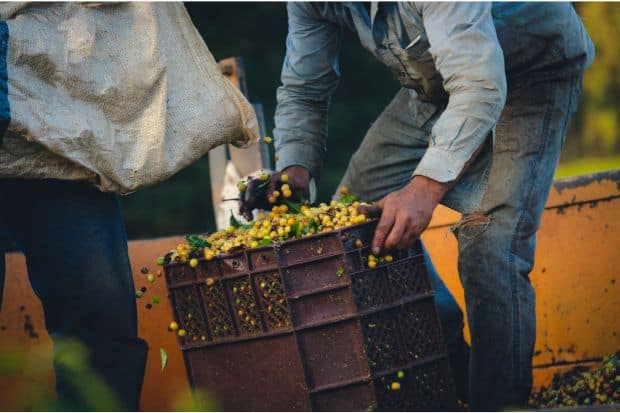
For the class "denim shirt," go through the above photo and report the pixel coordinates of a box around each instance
[274,2,594,183]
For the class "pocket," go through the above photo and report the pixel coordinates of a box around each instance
[398,34,447,104]
[494,80,558,155]
[404,33,430,58]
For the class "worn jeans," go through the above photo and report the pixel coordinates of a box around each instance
[338,75,582,409]
[0,179,148,410]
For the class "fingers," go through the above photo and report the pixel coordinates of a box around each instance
[397,224,418,251]
[358,204,382,219]
[384,214,409,251]
[372,205,394,255]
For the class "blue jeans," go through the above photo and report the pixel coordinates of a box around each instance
[0,179,148,410]
[338,74,582,409]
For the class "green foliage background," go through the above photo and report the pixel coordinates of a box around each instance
[120,3,620,239]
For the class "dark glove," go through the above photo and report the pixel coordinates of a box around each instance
[238,166,311,221]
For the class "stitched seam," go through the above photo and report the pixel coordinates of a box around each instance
[509,79,559,392]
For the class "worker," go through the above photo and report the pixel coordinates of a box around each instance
[241,3,593,409]
[0,3,256,410]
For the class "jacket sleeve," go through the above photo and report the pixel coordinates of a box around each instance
[274,2,341,180]
[413,2,507,183]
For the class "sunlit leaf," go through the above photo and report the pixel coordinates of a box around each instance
[160,348,168,372]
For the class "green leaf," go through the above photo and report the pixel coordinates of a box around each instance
[303,219,318,234]
[252,175,271,196]
[339,194,358,205]
[160,348,168,372]
[291,221,301,237]
[229,211,253,230]
[186,235,208,249]
[283,199,303,214]
[258,238,273,246]
[229,211,243,228]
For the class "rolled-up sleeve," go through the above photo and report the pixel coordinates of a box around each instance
[413,2,507,183]
[274,3,341,180]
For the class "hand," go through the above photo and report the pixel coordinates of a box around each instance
[238,165,311,220]
[370,176,449,255]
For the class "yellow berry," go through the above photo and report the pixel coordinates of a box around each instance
[263,136,273,144]
[169,321,179,331]
[339,186,349,195]
[283,189,293,198]
[147,274,155,283]
[250,241,259,248]
[226,226,235,234]
[368,260,377,269]
[189,258,199,268]
[177,329,186,337]
[259,172,269,182]
[281,184,290,192]
[237,181,247,192]
[390,382,400,391]
[280,174,288,183]
[204,250,214,261]
[384,254,393,263]
[279,204,288,214]
[354,239,363,249]
[272,190,280,198]
[206,277,215,286]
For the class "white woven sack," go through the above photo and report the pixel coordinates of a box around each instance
[0,2,258,193]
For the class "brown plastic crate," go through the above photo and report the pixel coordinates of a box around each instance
[164,221,457,411]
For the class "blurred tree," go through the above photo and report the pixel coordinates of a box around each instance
[562,3,620,159]
[120,3,618,239]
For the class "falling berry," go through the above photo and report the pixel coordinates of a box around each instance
[189,258,199,268]
[147,274,155,283]
[397,370,405,379]
[390,382,401,391]
[169,321,179,331]
[177,329,186,337]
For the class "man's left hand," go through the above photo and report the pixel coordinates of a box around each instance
[370,176,450,254]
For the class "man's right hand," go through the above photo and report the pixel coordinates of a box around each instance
[238,165,311,220]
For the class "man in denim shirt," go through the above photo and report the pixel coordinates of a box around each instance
[268,2,593,409]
